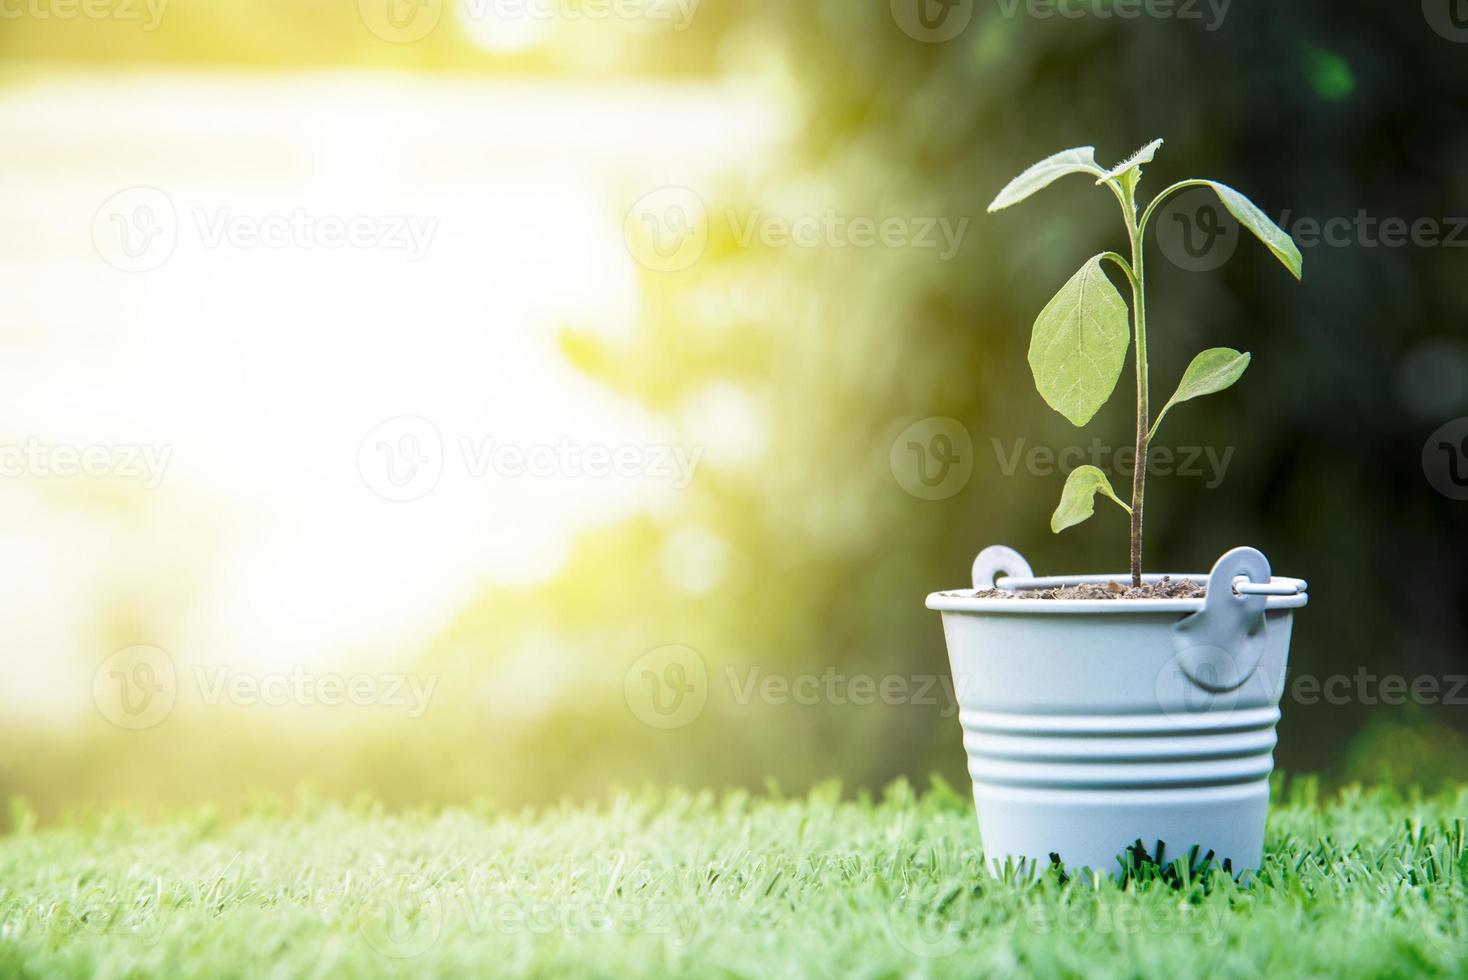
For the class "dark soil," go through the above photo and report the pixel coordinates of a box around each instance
[967,576,1206,600]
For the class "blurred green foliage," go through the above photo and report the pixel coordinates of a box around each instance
[3,0,1467,821]
[547,0,1468,796]
[557,0,1468,798]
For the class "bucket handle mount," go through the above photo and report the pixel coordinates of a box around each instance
[1172,547,1273,693]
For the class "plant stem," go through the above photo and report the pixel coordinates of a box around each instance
[1124,200,1149,587]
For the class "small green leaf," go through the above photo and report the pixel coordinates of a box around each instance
[1051,465,1131,534]
[1097,138,1164,184]
[1201,180,1304,280]
[988,147,1103,213]
[1149,348,1251,441]
[1028,255,1132,427]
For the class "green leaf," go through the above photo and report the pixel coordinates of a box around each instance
[988,147,1103,213]
[1097,138,1164,184]
[1051,465,1132,533]
[1027,255,1132,427]
[1149,348,1251,441]
[1201,180,1304,280]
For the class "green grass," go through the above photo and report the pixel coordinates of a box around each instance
[2,778,1466,979]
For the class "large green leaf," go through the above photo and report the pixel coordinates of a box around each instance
[1149,348,1251,441]
[1028,255,1132,427]
[1201,181,1304,280]
[1051,465,1131,533]
[988,147,1103,213]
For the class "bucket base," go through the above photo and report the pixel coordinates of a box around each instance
[973,780,1269,876]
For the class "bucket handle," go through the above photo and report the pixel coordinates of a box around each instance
[971,546,1034,590]
[1171,547,1272,693]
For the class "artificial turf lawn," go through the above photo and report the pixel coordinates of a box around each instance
[1,778,1465,978]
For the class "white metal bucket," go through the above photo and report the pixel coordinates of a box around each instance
[927,545,1308,876]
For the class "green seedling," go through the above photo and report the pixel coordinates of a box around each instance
[988,140,1303,585]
